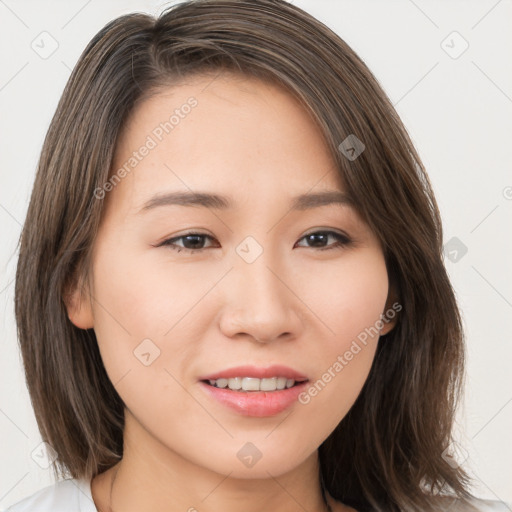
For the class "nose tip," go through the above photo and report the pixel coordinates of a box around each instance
[218,259,302,343]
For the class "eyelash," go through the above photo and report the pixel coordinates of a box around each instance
[157,230,352,254]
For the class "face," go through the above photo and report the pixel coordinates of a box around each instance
[68,72,395,480]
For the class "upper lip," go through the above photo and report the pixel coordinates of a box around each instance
[199,365,309,381]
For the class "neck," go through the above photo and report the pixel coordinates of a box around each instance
[94,412,334,512]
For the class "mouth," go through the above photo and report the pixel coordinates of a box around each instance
[197,365,310,417]
[201,376,308,392]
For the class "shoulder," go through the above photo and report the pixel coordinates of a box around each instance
[462,498,512,511]
[330,496,511,512]
[435,497,511,512]
[3,478,96,512]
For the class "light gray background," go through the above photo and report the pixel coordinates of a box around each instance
[1,0,511,508]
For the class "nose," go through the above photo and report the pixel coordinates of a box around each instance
[218,252,303,344]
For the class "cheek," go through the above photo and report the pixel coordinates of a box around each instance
[334,254,389,350]
[88,239,221,404]
[294,250,389,423]
[88,247,202,425]
[297,248,389,350]
[88,241,164,382]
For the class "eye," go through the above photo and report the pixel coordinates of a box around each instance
[158,233,218,253]
[157,230,352,254]
[294,230,352,251]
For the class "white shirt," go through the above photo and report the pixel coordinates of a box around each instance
[3,478,511,511]
[3,479,96,512]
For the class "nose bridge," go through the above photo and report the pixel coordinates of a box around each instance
[236,238,287,312]
[220,236,300,342]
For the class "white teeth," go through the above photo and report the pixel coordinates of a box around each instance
[277,377,288,389]
[215,378,228,388]
[276,377,287,390]
[260,377,277,391]
[242,377,261,391]
[228,377,242,390]
[207,376,302,391]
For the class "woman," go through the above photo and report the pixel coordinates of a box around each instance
[9,1,508,511]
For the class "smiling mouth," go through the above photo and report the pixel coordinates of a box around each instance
[202,376,308,392]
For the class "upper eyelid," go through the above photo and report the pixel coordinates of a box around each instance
[167,228,350,239]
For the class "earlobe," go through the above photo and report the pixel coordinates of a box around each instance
[380,313,397,336]
[380,289,401,336]
[63,277,94,330]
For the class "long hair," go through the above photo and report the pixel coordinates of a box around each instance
[15,1,474,510]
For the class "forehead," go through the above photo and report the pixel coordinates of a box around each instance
[105,72,345,217]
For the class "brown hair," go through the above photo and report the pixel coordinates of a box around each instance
[15,0,476,510]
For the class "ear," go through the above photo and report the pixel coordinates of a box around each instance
[63,272,94,330]
[379,286,401,336]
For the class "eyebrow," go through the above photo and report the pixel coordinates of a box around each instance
[138,190,354,214]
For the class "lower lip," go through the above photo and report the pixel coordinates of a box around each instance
[199,381,309,417]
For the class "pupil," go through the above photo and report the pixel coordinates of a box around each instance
[308,233,327,247]
[184,235,203,249]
